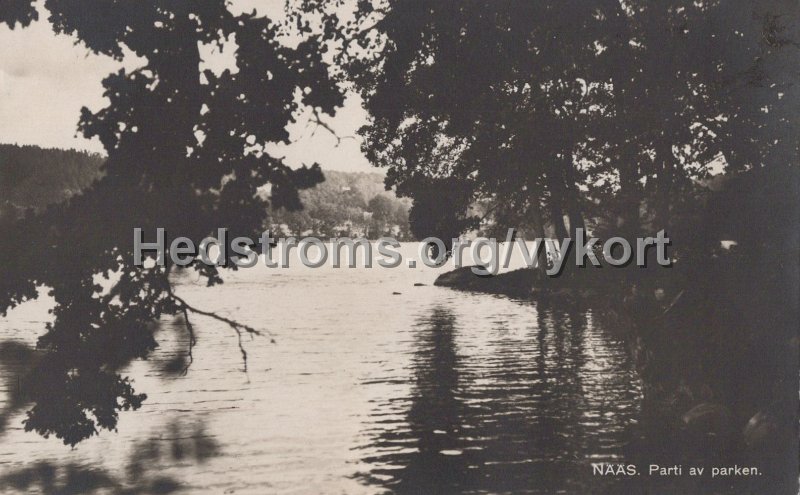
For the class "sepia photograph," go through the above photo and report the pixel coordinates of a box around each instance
[0,1,798,493]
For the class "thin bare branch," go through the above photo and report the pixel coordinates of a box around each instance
[309,108,357,146]
[168,293,274,374]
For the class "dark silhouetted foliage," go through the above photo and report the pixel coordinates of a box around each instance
[2,1,344,445]
[0,0,38,29]
[330,0,798,268]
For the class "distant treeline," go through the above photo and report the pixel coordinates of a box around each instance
[0,144,104,214]
[0,144,412,239]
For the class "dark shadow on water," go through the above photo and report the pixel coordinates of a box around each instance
[355,301,643,494]
[0,322,216,494]
[0,416,220,494]
[0,340,38,435]
[358,307,476,493]
[154,316,194,378]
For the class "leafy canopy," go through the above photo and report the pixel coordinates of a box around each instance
[1,0,344,446]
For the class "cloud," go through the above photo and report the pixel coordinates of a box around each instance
[0,17,126,153]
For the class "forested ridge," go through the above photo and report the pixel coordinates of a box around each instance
[0,144,103,212]
[0,143,411,238]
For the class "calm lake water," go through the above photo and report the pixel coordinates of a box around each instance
[0,244,644,494]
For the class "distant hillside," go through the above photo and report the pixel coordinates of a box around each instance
[0,144,411,238]
[269,170,413,240]
[0,144,104,213]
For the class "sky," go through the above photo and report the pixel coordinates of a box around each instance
[0,1,375,173]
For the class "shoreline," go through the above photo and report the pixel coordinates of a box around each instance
[433,266,603,299]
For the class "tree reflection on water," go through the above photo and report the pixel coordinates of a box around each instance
[356,301,642,494]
